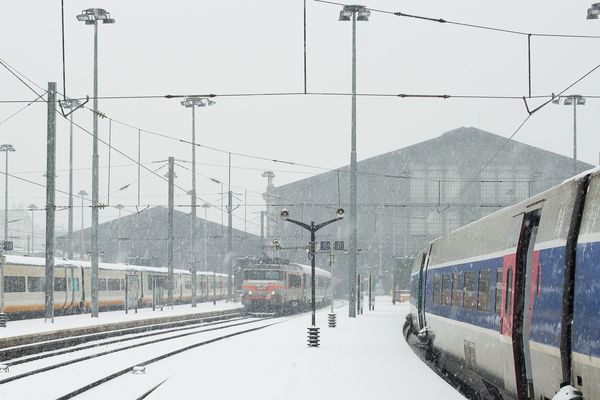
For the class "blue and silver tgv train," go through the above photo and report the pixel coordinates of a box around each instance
[407,167,600,400]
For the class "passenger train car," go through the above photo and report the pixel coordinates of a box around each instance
[2,255,228,319]
[407,168,600,400]
[240,258,332,312]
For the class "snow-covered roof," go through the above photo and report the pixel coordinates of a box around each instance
[4,255,228,278]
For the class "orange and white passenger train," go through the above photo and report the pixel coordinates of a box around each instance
[1,255,228,319]
[240,258,332,313]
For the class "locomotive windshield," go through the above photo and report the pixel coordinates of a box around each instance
[244,270,284,281]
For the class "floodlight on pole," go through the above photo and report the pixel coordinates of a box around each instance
[339,4,369,319]
[553,95,586,177]
[181,96,215,307]
[77,7,115,318]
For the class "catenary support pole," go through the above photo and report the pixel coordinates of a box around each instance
[191,105,198,307]
[91,20,100,318]
[260,211,265,247]
[573,100,577,177]
[67,112,74,259]
[227,153,233,302]
[167,157,174,309]
[348,10,358,318]
[45,82,57,322]
[311,222,316,326]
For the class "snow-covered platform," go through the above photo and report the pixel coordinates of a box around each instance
[0,301,243,348]
[144,297,465,400]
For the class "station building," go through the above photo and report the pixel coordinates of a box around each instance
[265,127,595,293]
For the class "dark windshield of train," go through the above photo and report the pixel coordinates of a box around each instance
[244,270,283,281]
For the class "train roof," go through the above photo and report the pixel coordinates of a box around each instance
[244,261,331,279]
[4,255,228,278]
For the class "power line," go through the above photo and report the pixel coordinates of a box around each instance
[0,93,47,127]
[314,0,600,39]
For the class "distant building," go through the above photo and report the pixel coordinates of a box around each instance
[56,206,261,273]
[266,127,595,293]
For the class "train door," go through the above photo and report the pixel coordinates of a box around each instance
[67,266,76,308]
[417,245,432,330]
[126,274,139,312]
[511,209,541,400]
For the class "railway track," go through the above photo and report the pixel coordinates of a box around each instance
[0,311,244,362]
[0,314,284,400]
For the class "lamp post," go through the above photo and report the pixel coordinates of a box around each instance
[28,204,37,254]
[59,99,82,260]
[1,144,15,243]
[77,8,115,318]
[280,208,344,347]
[552,95,586,177]
[587,3,600,19]
[339,4,370,318]
[181,97,215,307]
[78,189,88,258]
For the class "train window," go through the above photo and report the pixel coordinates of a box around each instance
[433,274,441,305]
[107,279,121,290]
[4,276,25,292]
[27,276,45,292]
[121,279,125,290]
[504,269,513,315]
[54,277,67,292]
[477,269,492,312]
[185,281,191,290]
[495,268,503,314]
[74,278,80,291]
[99,278,107,291]
[463,271,476,309]
[289,274,302,288]
[441,274,452,305]
[452,272,462,306]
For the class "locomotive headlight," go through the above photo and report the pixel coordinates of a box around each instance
[248,291,253,295]
[271,291,275,295]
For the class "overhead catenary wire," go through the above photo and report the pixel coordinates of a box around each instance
[313,0,600,39]
[62,113,261,229]
[6,91,600,104]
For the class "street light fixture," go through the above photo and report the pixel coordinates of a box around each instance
[77,7,115,318]
[339,4,370,318]
[552,95,586,176]
[587,3,600,19]
[59,98,82,260]
[280,208,344,347]
[1,144,15,243]
[181,97,215,307]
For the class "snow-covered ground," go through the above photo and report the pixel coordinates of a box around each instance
[0,301,243,340]
[115,297,464,400]
[0,297,466,399]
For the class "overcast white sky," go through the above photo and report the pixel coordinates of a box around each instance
[1,0,600,236]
